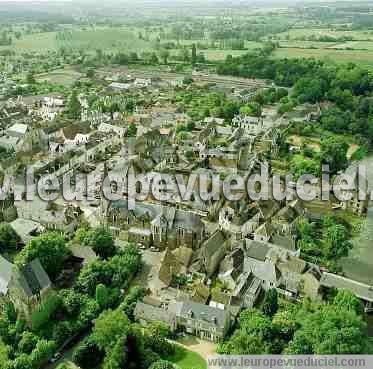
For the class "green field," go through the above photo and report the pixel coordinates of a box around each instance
[57,27,153,53]
[35,68,82,86]
[167,345,207,369]
[275,27,373,41]
[0,31,58,53]
[328,41,373,50]
[274,47,373,68]
[0,27,154,54]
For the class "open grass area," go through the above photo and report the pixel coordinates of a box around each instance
[275,28,373,41]
[57,27,153,53]
[35,67,82,87]
[274,47,373,68]
[0,31,58,54]
[167,345,207,369]
[0,27,154,55]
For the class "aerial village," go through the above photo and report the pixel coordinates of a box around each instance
[1,66,371,340]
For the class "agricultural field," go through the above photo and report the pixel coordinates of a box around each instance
[35,68,83,87]
[56,27,154,53]
[0,27,154,55]
[0,31,58,53]
[274,47,373,68]
[274,27,373,41]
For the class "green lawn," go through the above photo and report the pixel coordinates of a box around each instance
[167,345,207,369]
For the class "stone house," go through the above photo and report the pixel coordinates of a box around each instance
[170,301,231,342]
[134,300,231,342]
[191,230,228,277]
[232,115,264,137]
[16,199,81,235]
[134,301,178,331]
[105,200,204,250]
[0,256,52,322]
[243,239,320,300]
[159,246,193,286]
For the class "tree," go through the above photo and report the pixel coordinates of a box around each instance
[86,69,95,78]
[191,43,197,65]
[219,309,273,354]
[82,227,116,259]
[119,286,145,320]
[320,136,348,174]
[240,102,262,117]
[31,293,63,332]
[218,331,268,355]
[333,290,364,315]
[239,309,273,340]
[321,217,352,260]
[18,332,39,354]
[272,310,298,342]
[287,304,369,354]
[93,309,130,352]
[73,335,105,369]
[263,289,279,317]
[159,49,170,65]
[66,90,81,120]
[96,284,110,310]
[0,340,9,365]
[102,336,127,369]
[0,223,19,253]
[16,233,68,280]
[127,124,137,137]
[30,339,56,368]
[26,72,36,85]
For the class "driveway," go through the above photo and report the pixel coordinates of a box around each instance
[173,335,217,360]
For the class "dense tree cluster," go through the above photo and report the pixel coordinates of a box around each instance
[174,88,240,121]
[217,53,373,143]
[218,291,371,355]
[15,232,69,280]
[297,216,352,271]
[0,234,142,369]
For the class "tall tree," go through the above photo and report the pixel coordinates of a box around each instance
[66,90,82,120]
[191,43,197,66]
[320,136,348,173]
[15,232,68,280]
[263,289,279,317]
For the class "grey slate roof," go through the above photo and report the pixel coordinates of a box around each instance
[10,218,43,244]
[13,259,51,297]
[320,272,373,302]
[134,302,176,326]
[171,300,229,330]
[245,240,270,262]
[111,200,204,231]
[203,230,226,257]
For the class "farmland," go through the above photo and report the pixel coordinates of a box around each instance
[274,47,373,68]
[56,27,154,53]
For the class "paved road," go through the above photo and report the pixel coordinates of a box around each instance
[45,332,90,369]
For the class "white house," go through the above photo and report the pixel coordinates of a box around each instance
[98,123,126,138]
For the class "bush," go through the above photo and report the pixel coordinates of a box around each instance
[73,335,105,369]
